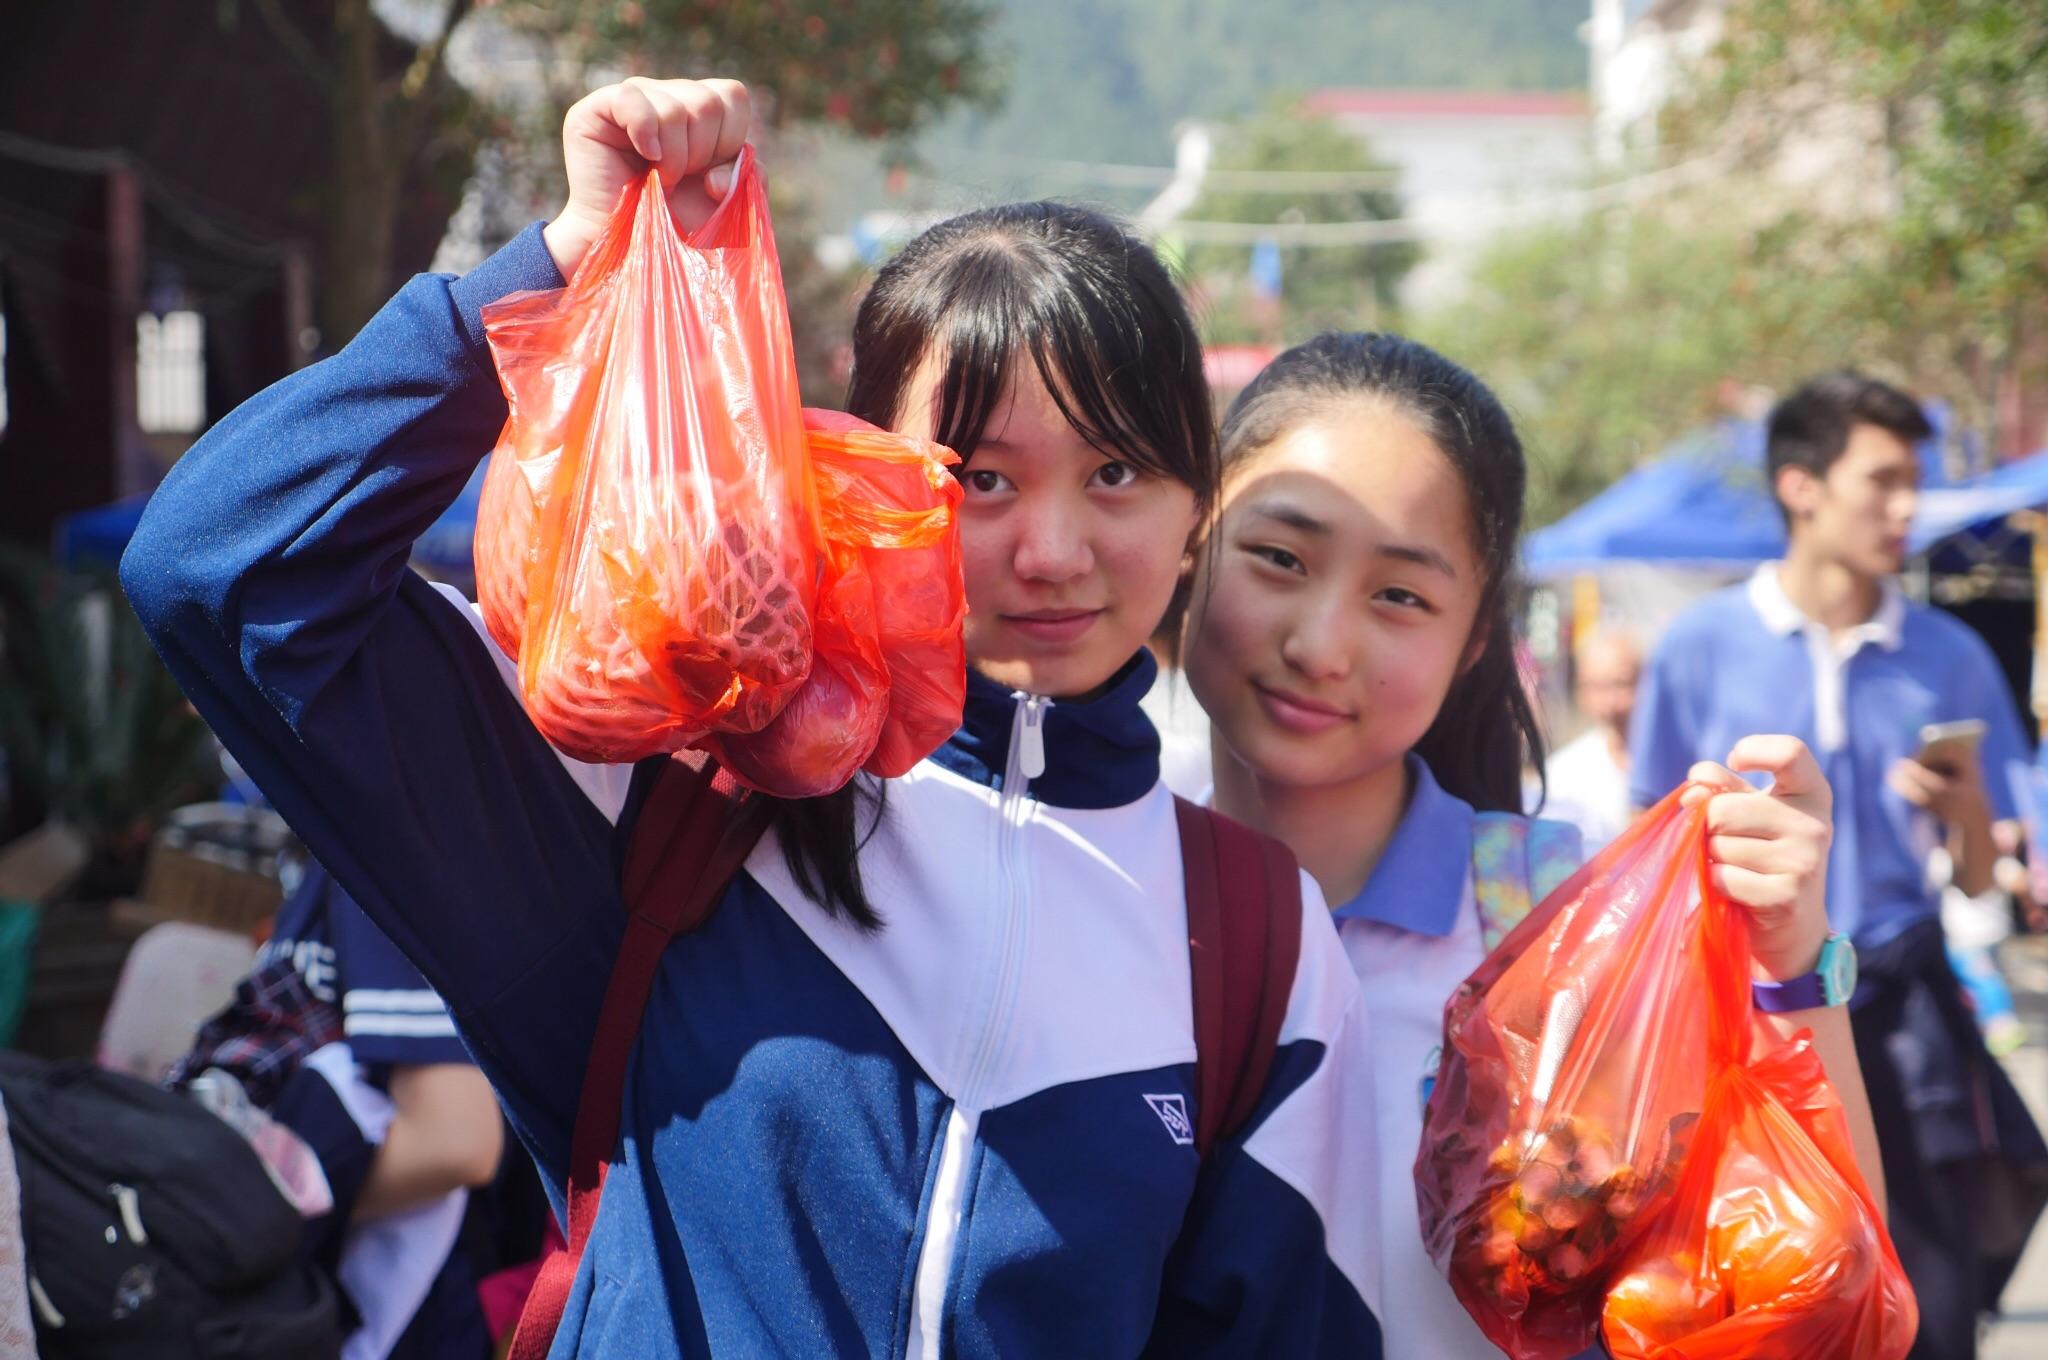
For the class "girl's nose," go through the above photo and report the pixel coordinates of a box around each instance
[1012,497,1095,583]
[1279,597,1355,682]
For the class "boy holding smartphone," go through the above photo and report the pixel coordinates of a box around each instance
[1631,373,2046,1360]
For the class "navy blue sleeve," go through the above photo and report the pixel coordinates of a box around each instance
[332,888,472,1069]
[1146,1041,1383,1359]
[120,225,621,1182]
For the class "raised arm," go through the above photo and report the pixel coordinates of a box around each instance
[121,77,755,1176]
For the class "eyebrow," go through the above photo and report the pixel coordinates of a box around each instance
[1247,501,1330,536]
[1246,500,1459,579]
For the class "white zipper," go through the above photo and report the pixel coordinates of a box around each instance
[902,691,1050,1359]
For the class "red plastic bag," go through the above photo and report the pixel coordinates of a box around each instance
[1417,789,1916,1360]
[1601,1034,1915,1358]
[474,150,816,763]
[800,410,966,778]
[705,411,964,794]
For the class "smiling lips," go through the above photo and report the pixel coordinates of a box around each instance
[1254,682,1355,735]
[1003,608,1105,644]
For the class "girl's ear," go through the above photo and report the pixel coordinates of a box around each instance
[1458,617,1491,678]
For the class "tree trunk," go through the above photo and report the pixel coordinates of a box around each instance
[324,0,401,348]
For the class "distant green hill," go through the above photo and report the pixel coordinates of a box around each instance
[935,0,1588,163]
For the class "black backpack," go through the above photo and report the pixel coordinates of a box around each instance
[0,1052,341,1359]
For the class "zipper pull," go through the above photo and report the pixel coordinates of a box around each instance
[1020,698,1047,781]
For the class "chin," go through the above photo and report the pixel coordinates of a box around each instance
[986,650,1131,700]
[1231,727,1363,792]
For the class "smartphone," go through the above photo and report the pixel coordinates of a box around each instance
[1915,719,1987,773]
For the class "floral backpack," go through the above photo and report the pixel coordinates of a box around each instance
[1470,812,1584,952]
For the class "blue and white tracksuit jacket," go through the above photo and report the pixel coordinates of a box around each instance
[119,223,1385,1358]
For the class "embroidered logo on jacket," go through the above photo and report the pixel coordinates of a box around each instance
[1143,1093,1194,1146]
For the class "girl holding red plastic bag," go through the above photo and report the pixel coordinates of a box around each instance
[1166,333,1895,1357]
[122,78,1382,1357]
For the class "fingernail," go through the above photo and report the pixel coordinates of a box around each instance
[645,133,662,164]
[707,162,735,197]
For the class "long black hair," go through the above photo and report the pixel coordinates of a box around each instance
[1209,331,1544,813]
[772,202,1217,927]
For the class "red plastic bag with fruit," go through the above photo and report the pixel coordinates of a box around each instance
[474,150,816,764]
[1598,836,1915,1358]
[798,410,965,778]
[1417,788,1915,1360]
[701,411,962,795]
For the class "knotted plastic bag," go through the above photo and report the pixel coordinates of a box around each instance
[474,149,816,763]
[704,410,962,795]
[1417,789,1915,1360]
[800,410,966,779]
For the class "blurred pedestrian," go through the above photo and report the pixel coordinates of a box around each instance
[1540,629,1641,851]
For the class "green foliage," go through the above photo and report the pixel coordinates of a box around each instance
[1666,0,2048,435]
[930,0,1588,163]
[1182,107,1416,344]
[1420,212,1887,526]
[1429,0,2048,524]
[495,0,1003,139]
[0,550,217,859]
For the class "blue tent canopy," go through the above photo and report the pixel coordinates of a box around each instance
[1523,422,1786,578]
[1912,453,2048,550]
[1523,411,2024,581]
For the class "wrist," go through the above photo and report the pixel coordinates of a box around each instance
[1753,935,1826,983]
[1753,931,1857,1011]
[541,214,598,281]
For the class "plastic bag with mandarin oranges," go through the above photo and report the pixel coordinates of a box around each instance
[472,151,966,790]
[1417,789,1916,1359]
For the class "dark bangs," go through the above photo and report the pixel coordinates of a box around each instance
[845,202,1217,514]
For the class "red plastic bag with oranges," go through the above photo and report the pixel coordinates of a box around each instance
[472,152,964,789]
[1416,789,1916,1360]
[703,410,964,795]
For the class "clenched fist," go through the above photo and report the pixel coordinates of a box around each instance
[541,77,754,280]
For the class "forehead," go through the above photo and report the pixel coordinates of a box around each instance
[1576,643,1640,683]
[1830,422,1920,479]
[1227,412,1482,567]
[896,348,1096,458]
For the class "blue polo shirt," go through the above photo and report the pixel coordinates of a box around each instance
[1631,565,2030,947]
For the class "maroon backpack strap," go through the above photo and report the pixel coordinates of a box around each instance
[509,752,770,1360]
[1174,797,1304,1159]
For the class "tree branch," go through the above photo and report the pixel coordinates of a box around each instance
[395,0,478,160]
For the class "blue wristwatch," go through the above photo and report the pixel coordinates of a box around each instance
[1752,932,1857,1012]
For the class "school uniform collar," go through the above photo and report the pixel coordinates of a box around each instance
[1331,755,1474,938]
[1747,562,1905,652]
[928,650,1163,810]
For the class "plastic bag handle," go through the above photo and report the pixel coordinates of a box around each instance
[1688,785,1756,1071]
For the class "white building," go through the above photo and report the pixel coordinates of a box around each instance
[1586,0,1726,167]
[1300,89,1592,307]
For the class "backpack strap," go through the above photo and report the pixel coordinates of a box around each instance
[1173,797,1303,1158]
[1470,812,1584,953]
[509,752,770,1360]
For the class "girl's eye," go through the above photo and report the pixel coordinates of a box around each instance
[1248,544,1306,574]
[1089,461,1141,489]
[961,468,1013,497]
[1378,586,1434,612]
